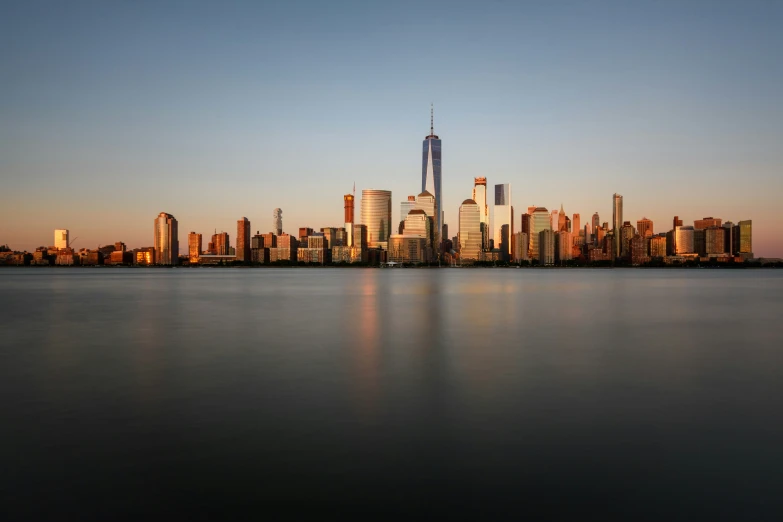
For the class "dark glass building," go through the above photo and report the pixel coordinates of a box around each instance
[422,108,442,248]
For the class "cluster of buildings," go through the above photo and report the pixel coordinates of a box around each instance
[1,110,763,267]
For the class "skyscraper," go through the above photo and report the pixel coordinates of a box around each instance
[344,194,355,224]
[273,208,283,235]
[400,195,416,225]
[458,199,481,261]
[154,212,178,265]
[493,184,512,259]
[734,220,752,257]
[422,106,442,247]
[54,229,69,250]
[612,194,623,259]
[361,189,392,250]
[473,177,489,250]
[637,218,654,238]
[572,214,581,237]
[530,207,550,261]
[539,229,555,265]
[211,232,230,255]
[188,232,202,263]
[237,217,250,262]
[558,204,567,232]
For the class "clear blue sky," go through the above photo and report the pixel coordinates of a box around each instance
[2,0,782,256]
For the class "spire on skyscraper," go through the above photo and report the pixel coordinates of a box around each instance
[430,103,434,136]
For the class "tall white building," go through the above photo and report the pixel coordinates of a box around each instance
[54,229,69,249]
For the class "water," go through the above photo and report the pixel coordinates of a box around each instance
[1,268,782,520]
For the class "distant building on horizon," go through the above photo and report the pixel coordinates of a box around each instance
[54,229,69,250]
[273,208,283,235]
[694,217,722,230]
[530,207,550,261]
[236,217,250,262]
[612,194,623,259]
[637,218,654,238]
[539,229,555,265]
[154,212,178,265]
[188,232,202,263]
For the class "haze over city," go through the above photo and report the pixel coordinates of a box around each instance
[2,0,782,256]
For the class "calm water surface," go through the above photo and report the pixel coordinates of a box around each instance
[1,268,782,520]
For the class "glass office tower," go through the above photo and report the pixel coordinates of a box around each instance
[493,184,512,259]
[154,212,179,265]
[361,189,392,250]
[459,199,481,261]
[422,109,442,248]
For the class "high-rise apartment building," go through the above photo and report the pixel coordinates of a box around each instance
[493,184,513,259]
[458,199,481,262]
[54,229,69,250]
[620,222,635,258]
[344,194,355,224]
[733,220,752,256]
[555,231,572,264]
[637,218,654,238]
[650,235,667,258]
[612,194,623,259]
[361,189,392,250]
[694,217,722,230]
[592,213,600,234]
[154,212,178,265]
[273,208,283,235]
[513,232,529,262]
[674,226,695,254]
[236,217,250,262]
[539,229,555,265]
[530,207,550,261]
[211,232,230,255]
[188,232,202,263]
[705,227,725,255]
[422,107,442,248]
[473,177,489,250]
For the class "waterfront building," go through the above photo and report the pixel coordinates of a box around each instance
[493,184,513,260]
[705,227,725,255]
[54,229,69,250]
[473,177,490,250]
[197,255,237,265]
[422,106,442,249]
[694,217,722,230]
[637,218,654,238]
[650,235,667,258]
[612,194,623,259]
[513,232,529,262]
[388,235,429,264]
[211,232,230,255]
[620,221,635,258]
[237,217,250,262]
[539,229,555,265]
[361,189,392,250]
[154,212,178,265]
[733,220,753,258]
[555,231,572,264]
[135,247,155,266]
[188,232,202,263]
[630,235,649,265]
[273,208,283,235]
[251,233,269,264]
[458,199,481,262]
[675,226,695,254]
[530,207,550,261]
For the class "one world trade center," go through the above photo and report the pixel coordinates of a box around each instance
[422,105,442,247]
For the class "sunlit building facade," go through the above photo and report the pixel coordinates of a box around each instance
[705,227,725,255]
[694,217,722,230]
[400,196,416,227]
[188,232,202,262]
[675,226,695,254]
[236,217,250,262]
[650,235,667,258]
[54,229,69,250]
[637,218,653,238]
[473,177,490,250]
[733,220,752,257]
[458,199,481,262]
[555,231,572,264]
[513,232,528,262]
[388,235,429,264]
[361,189,392,250]
[530,207,550,261]
[154,212,178,265]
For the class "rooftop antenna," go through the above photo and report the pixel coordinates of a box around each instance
[430,103,434,135]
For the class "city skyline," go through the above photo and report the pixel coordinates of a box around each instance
[2,1,782,256]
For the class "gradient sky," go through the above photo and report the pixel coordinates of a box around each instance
[2,0,782,256]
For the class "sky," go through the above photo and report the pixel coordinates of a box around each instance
[2,0,782,256]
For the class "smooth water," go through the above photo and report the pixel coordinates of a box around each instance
[1,268,782,520]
